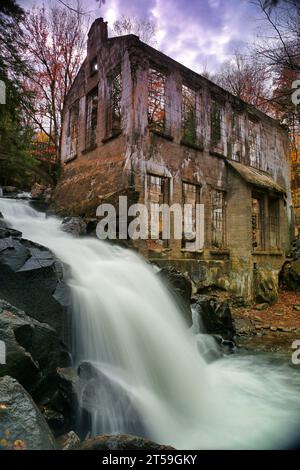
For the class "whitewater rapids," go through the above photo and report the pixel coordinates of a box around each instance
[1,197,300,449]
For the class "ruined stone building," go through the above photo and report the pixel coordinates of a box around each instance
[54,18,292,302]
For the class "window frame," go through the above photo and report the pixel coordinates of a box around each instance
[85,86,99,151]
[251,191,265,251]
[106,70,122,138]
[210,100,222,147]
[182,181,201,250]
[211,189,226,249]
[146,173,169,245]
[67,99,79,160]
[90,57,98,76]
[148,67,166,133]
[181,84,198,146]
[269,197,280,250]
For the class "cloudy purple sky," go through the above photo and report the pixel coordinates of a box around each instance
[18,0,263,73]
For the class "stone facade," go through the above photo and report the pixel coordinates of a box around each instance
[54,18,292,302]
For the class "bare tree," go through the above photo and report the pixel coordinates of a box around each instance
[22,3,86,163]
[252,0,300,155]
[57,0,106,15]
[113,15,157,46]
[214,52,271,113]
[253,0,300,72]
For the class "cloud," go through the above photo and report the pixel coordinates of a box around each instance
[19,0,260,73]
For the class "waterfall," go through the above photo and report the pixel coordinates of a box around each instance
[1,197,300,450]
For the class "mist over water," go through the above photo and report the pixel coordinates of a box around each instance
[1,197,300,449]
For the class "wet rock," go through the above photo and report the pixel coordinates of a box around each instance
[57,431,80,450]
[157,266,192,326]
[255,303,269,311]
[254,316,263,322]
[0,226,22,238]
[61,217,87,237]
[3,186,18,194]
[0,234,71,339]
[280,260,300,292]
[193,296,235,341]
[33,367,79,436]
[48,368,80,432]
[253,267,279,304]
[77,361,145,438]
[31,183,46,199]
[43,188,53,204]
[288,260,300,289]
[0,300,61,394]
[42,408,65,436]
[85,218,98,235]
[0,376,56,450]
[212,335,236,355]
[76,434,174,450]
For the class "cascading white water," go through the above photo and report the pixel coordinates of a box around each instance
[1,197,300,449]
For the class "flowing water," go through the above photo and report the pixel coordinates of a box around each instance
[1,197,300,449]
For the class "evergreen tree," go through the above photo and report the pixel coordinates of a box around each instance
[0,0,38,188]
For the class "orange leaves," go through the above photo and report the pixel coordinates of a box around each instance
[13,440,27,451]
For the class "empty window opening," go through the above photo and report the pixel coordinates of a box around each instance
[148,68,166,132]
[182,182,200,250]
[110,72,122,135]
[147,174,169,243]
[249,121,261,169]
[182,85,197,145]
[211,100,222,146]
[232,113,241,162]
[86,88,98,149]
[212,190,226,248]
[269,198,280,249]
[67,100,79,159]
[90,57,98,76]
[252,193,265,250]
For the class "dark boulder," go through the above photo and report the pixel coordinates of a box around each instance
[0,234,71,339]
[3,186,18,195]
[0,300,61,394]
[157,266,192,326]
[280,259,300,292]
[0,376,56,450]
[0,226,22,238]
[193,296,236,341]
[57,430,80,450]
[77,361,145,438]
[61,217,87,237]
[76,434,174,450]
[253,267,278,304]
[36,367,80,436]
